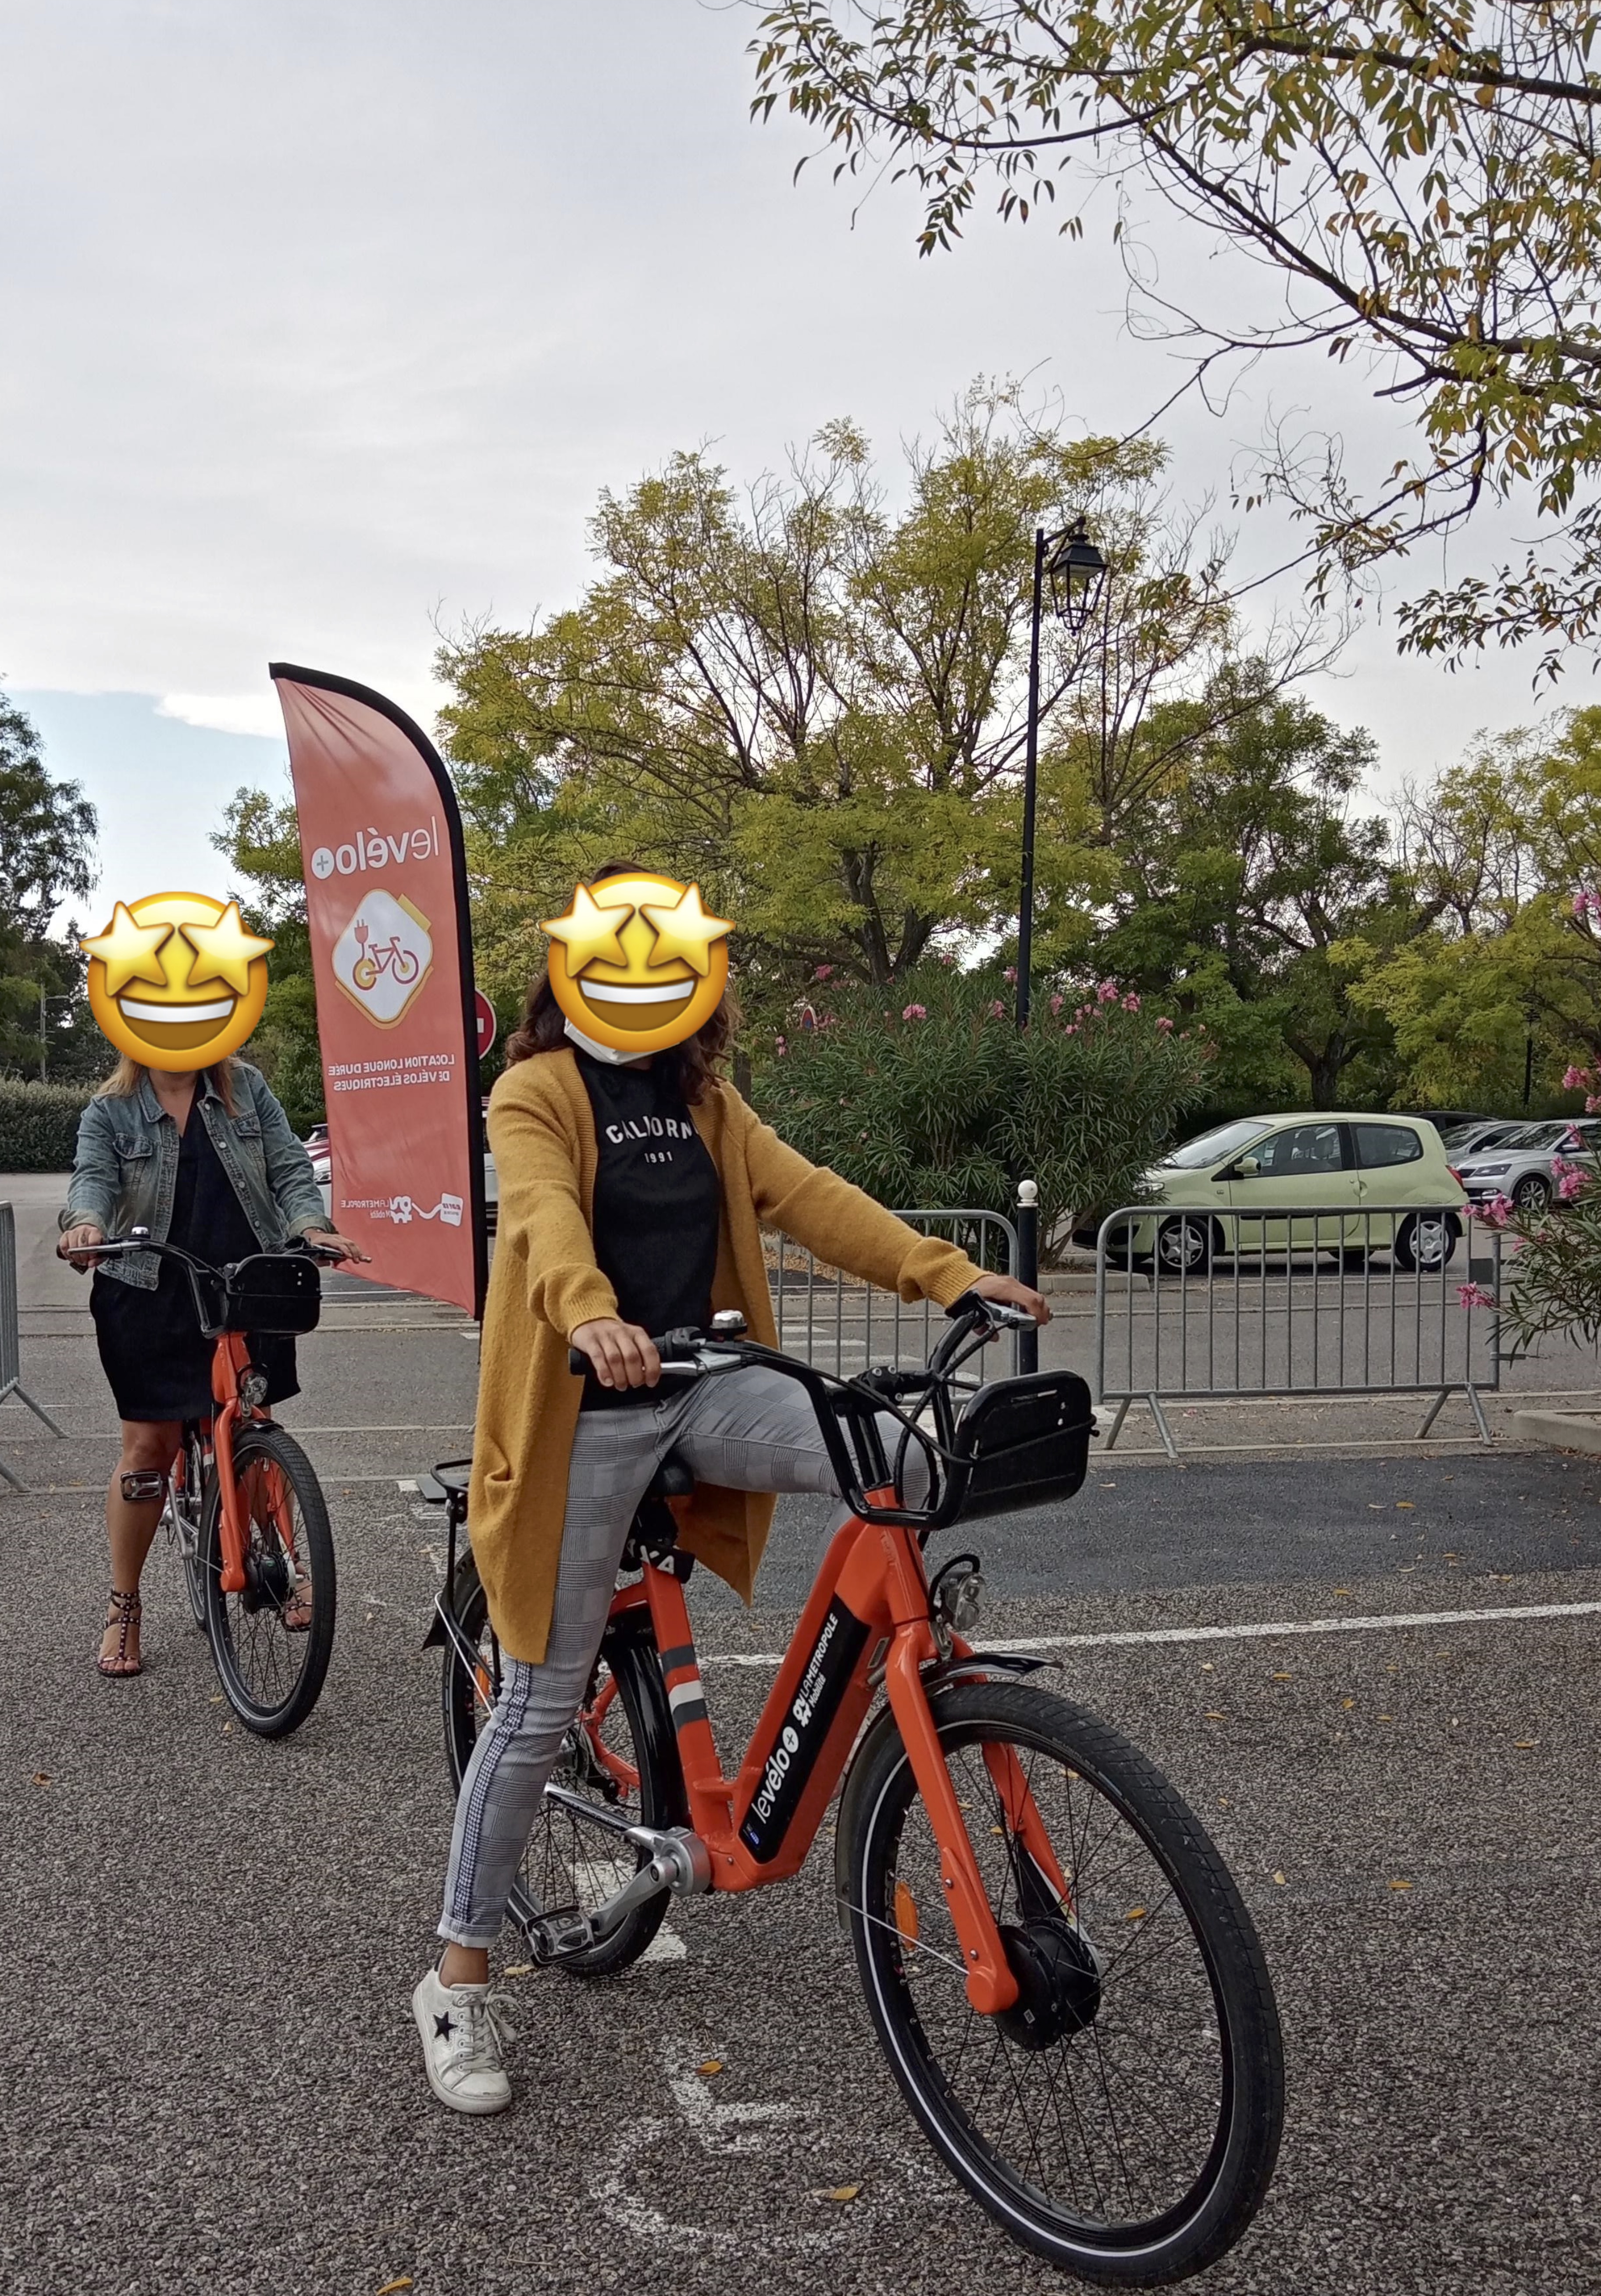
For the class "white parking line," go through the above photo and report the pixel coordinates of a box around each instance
[700,1598,1601,1667]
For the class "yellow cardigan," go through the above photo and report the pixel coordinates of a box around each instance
[468,1048,985,1663]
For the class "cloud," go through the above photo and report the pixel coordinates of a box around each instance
[158,692,286,739]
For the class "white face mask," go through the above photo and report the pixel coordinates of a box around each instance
[563,1016,653,1068]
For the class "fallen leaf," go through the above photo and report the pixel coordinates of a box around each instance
[1272,1871,1287,1886]
[209,1695,224,1705]
[1271,1671,1293,1681]
[1388,1879,1412,1892]
[1216,1795,1230,1807]
[699,2059,723,2078]
[1377,1714,1394,1722]
[1368,1503,1384,1512]
[31,1771,50,1786]
[1205,1710,1227,1720]
[375,2281,414,2295]
[501,1963,535,1978]
[1334,1587,1351,1596]
[1200,1661,1214,1672]
[1126,1906,1148,1921]
[1341,1697,1356,1710]
[1395,1501,1415,1509]
[1514,1740,1537,1751]
[818,2185,863,2205]
[223,1721,233,1733]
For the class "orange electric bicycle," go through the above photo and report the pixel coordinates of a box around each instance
[92,1230,340,1736]
[424,1295,1284,2284]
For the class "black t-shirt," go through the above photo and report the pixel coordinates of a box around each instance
[575,1051,721,1410]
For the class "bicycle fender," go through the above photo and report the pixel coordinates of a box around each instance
[422,1554,481,1649]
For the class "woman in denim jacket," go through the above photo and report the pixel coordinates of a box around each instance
[60,1054,365,1675]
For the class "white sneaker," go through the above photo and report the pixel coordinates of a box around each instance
[412,1964,514,2115]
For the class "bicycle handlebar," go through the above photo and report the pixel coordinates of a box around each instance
[63,1230,349,1271]
[565,1291,1033,1533]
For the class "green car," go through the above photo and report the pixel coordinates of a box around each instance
[1100,1114,1468,1277]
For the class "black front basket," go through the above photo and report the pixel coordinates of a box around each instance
[215,1251,323,1337]
[948,1370,1095,1521]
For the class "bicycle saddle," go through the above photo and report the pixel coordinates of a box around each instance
[645,1451,694,1501]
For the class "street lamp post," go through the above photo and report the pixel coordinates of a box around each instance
[1015,519,1108,1362]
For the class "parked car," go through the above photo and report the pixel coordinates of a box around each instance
[1096,1113,1466,1276]
[1437,1118,1524,1156]
[1451,1117,1601,1211]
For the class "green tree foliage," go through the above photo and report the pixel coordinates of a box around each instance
[752,960,1210,1244]
[0,689,99,1082]
[436,391,1316,1027]
[752,3,1601,676]
[1342,710,1601,1107]
[1084,671,1404,1106]
[210,785,326,1130]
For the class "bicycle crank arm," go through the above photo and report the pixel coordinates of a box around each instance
[541,1786,713,1891]
[519,1812,712,1960]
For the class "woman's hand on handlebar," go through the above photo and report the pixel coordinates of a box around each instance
[308,1231,369,1264]
[969,1271,1051,1326]
[570,1317,662,1390]
[58,1222,105,1272]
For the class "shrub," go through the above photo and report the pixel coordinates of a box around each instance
[1478,1165,1601,1349]
[752,964,1211,1256]
[0,1078,96,1172]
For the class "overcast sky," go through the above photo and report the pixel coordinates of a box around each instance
[0,0,1571,917]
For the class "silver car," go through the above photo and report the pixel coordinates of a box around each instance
[1437,1119,1524,1158]
[1453,1117,1601,1210]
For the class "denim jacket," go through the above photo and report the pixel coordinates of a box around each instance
[61,1063,333,1291]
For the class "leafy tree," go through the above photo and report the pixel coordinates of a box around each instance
[1080,674,1401,1105]
[0,689,98,1080]
[752,3,1601,676]
[439,390,1319,1020]
[752,959,1211,1247]
[1343,710,1601,1105]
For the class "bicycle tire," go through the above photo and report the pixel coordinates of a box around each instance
[838,1679,1283,2285]
[176,1432,207,1628]
[441,1569,685,1976]
[201,1422,335,1736]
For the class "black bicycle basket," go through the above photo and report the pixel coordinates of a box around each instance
[217,1252,323,1336]
[948,1370,1095,1519]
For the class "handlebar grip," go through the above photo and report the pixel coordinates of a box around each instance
[567,1327,704,1378]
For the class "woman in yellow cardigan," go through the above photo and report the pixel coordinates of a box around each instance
[413,874,1048,2114]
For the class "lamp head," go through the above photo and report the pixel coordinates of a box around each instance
[1045,519,1108,631]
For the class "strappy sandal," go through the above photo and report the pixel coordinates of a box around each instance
[97,1589,143,1678]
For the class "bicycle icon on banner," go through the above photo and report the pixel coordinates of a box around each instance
[351,920,421,991]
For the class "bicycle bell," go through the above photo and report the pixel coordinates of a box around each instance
[710,1309,748,1337]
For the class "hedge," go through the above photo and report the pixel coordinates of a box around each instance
[0,1079,96,1172]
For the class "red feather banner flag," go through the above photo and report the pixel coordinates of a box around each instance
[271,663,486,1318]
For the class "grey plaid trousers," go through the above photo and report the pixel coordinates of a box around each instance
[439,1365,924,1947]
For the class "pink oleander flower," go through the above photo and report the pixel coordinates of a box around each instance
[1003,966,1018,985]
[1097,979,1119,1002]
[1457,1283,1498,1312]
[1122,991,1141,1012]
[1587,1095,1601,1115]
[1559,1166,1589,1201]
[1063,1023,1078,1035]
[813,963,834,980]
[937,949,955,965]
[1155,1015,1174,1032]
[988,998,1006,1020]
[902,1002,928,1022]
[1575,889,1599,919]
[1480,1194,1513,1228]
[1049,993,1064,1014]
[1564,1064,1588,1090]
[774,1034,788,1055]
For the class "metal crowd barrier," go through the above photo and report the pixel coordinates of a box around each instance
[770,1206,1020,1379]
[0,1201,66,1490]
[1093,1203,1501,1457]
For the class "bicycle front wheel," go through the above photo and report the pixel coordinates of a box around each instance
[202,1423,335,1736]
[839,1680,1283,2285]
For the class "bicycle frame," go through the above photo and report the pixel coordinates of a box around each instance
[609,1491,1068,2018]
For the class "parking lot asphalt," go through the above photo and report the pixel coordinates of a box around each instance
[6,1209,1601,2294]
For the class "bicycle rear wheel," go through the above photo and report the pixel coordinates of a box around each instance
[165,1428,207,1629]
[441,1571,683,1975]
[839,1680,1283,2285]
[201,1422,335,1736]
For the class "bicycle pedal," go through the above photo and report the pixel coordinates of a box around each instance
[521,1905,594,1961]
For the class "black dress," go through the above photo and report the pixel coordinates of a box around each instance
[91,1107,300,1422]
